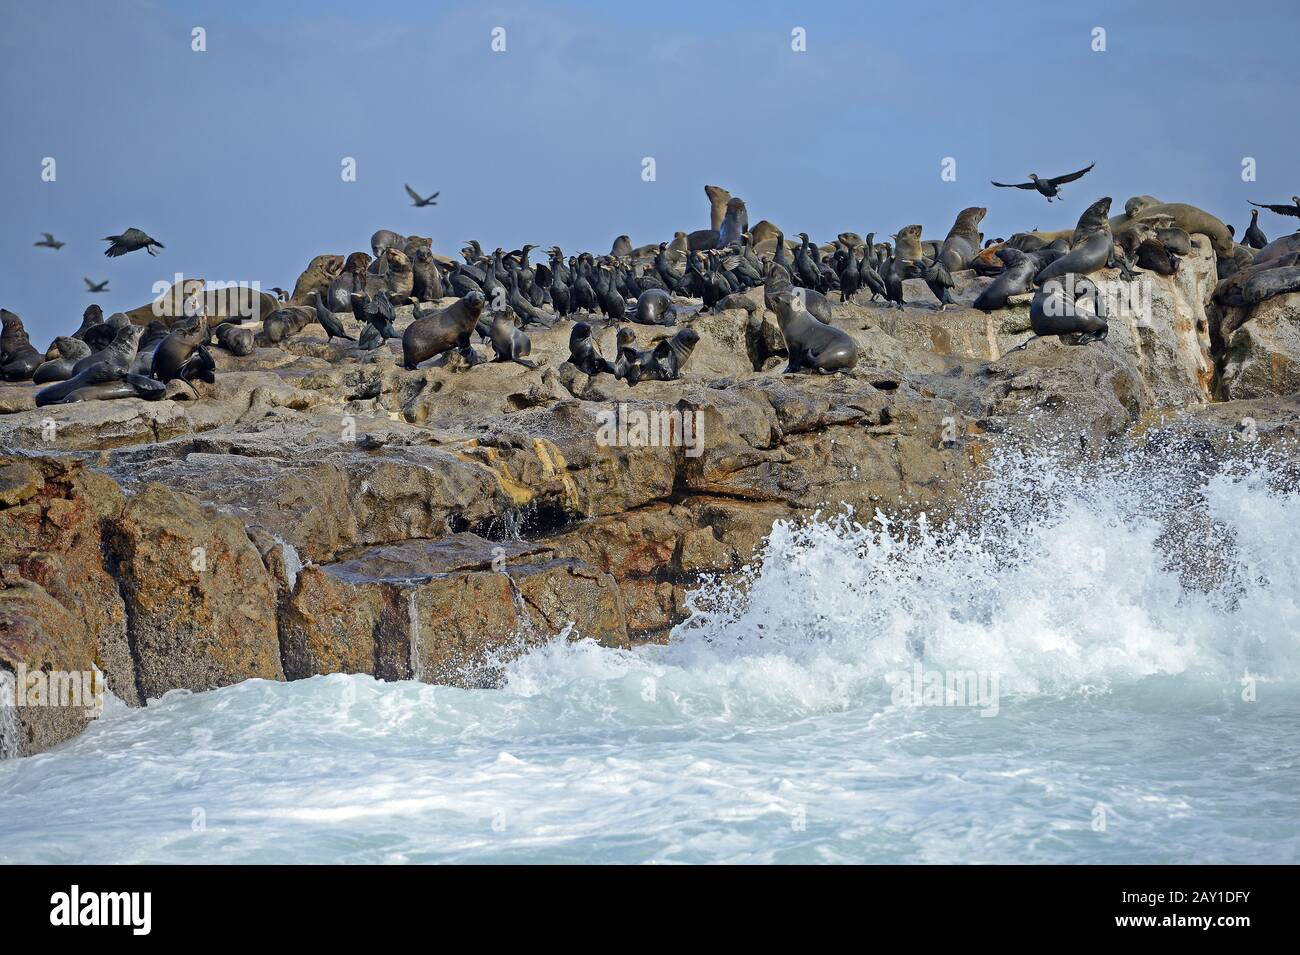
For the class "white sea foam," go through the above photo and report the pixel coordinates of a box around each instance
[1,450,1297,863]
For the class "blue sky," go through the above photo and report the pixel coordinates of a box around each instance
[2,0,1297,343]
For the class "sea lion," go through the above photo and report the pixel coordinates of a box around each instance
[749,220,781,246]
[1135,237,1180,275]
[289,253,344,306]
[0,310,45,381]
[643,328,700,381]
[770,288,857,374]
[613,327,651,384]
[411,247,444,302]
[1071,197,1115,248]
[892,224,925,262]
[401,291,485,369]
[487,313,536,368]
[717,197,750,249]
[214,321,256,356]
[938,207,987,272]
[687,229,720,252]
[176,345,216,385]
[32,337,93,383]
[973,248,1062,311]
[565,321,615,376]
[382,249,415,304]
[763,277,834,324]
[1125,196,1162,217]
[152,317,210,383]
[611,235,633,257]
[630,288,677,326]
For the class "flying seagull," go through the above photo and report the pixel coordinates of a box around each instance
[103,228,164,257]
[405,184,440,207]
[84,277,110,293]
[991,162,1096,202]
[34,232,65,250]
[1249,196,1300,219]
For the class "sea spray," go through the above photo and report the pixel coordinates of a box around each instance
[0,670,17,760]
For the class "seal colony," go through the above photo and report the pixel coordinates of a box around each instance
[4,178,1299,404]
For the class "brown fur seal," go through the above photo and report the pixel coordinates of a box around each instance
[371,230,407,261]
[1242,263,1300,305]
[1026,277,1108,344]
[382,248,415,304]
[893,225,925,262]
[487,313,536,368]
[411,247,444,302]
[611,235,633,258]
[152,316,210,382]
[939,206,987,272]
[770,289,857,374]
[0,310,45,381]
[1111,201,1233,256]
[565,321,615,376]
[402,291,484,369]
[32,336,93,383]
[705,185,731,232]
[36,364,164,406]
[214,321,256,356]
[72,304,104,342]
[1036,199,1113,283]
[643,328,700,381]
[262,306,313,343]
[327,252,376,311]
[290,254,344,305]
[71,322,142,378]
[631,288,677,326]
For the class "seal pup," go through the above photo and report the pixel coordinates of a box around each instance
[487,313,537,368]
[564,321,615,376]
[991,162,1095,202]
[0,310,45,381]
[262,306,312,343]
[103,227,163,257]
[214,322,256,356]
[401,291,485,369]
[643,328,700,381]
[32,337,93,383]
[770,289,857,374]
[630,288,677,326]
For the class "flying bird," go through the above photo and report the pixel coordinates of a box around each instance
[103,228,164,257]
[405,184,440,207]
[991,162,1096,202]
[34,233,65,250]
[83,277,110,293]
[1249,196,1300,219]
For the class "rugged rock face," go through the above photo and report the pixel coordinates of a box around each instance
[3,231,1296,756]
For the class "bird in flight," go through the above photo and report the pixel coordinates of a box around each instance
[1249,196,1300,219]
[84,277,110,293]
[991,162,1096,202]
[405,184,440,207]
[103,228,164,257]
[35,232,65,250]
